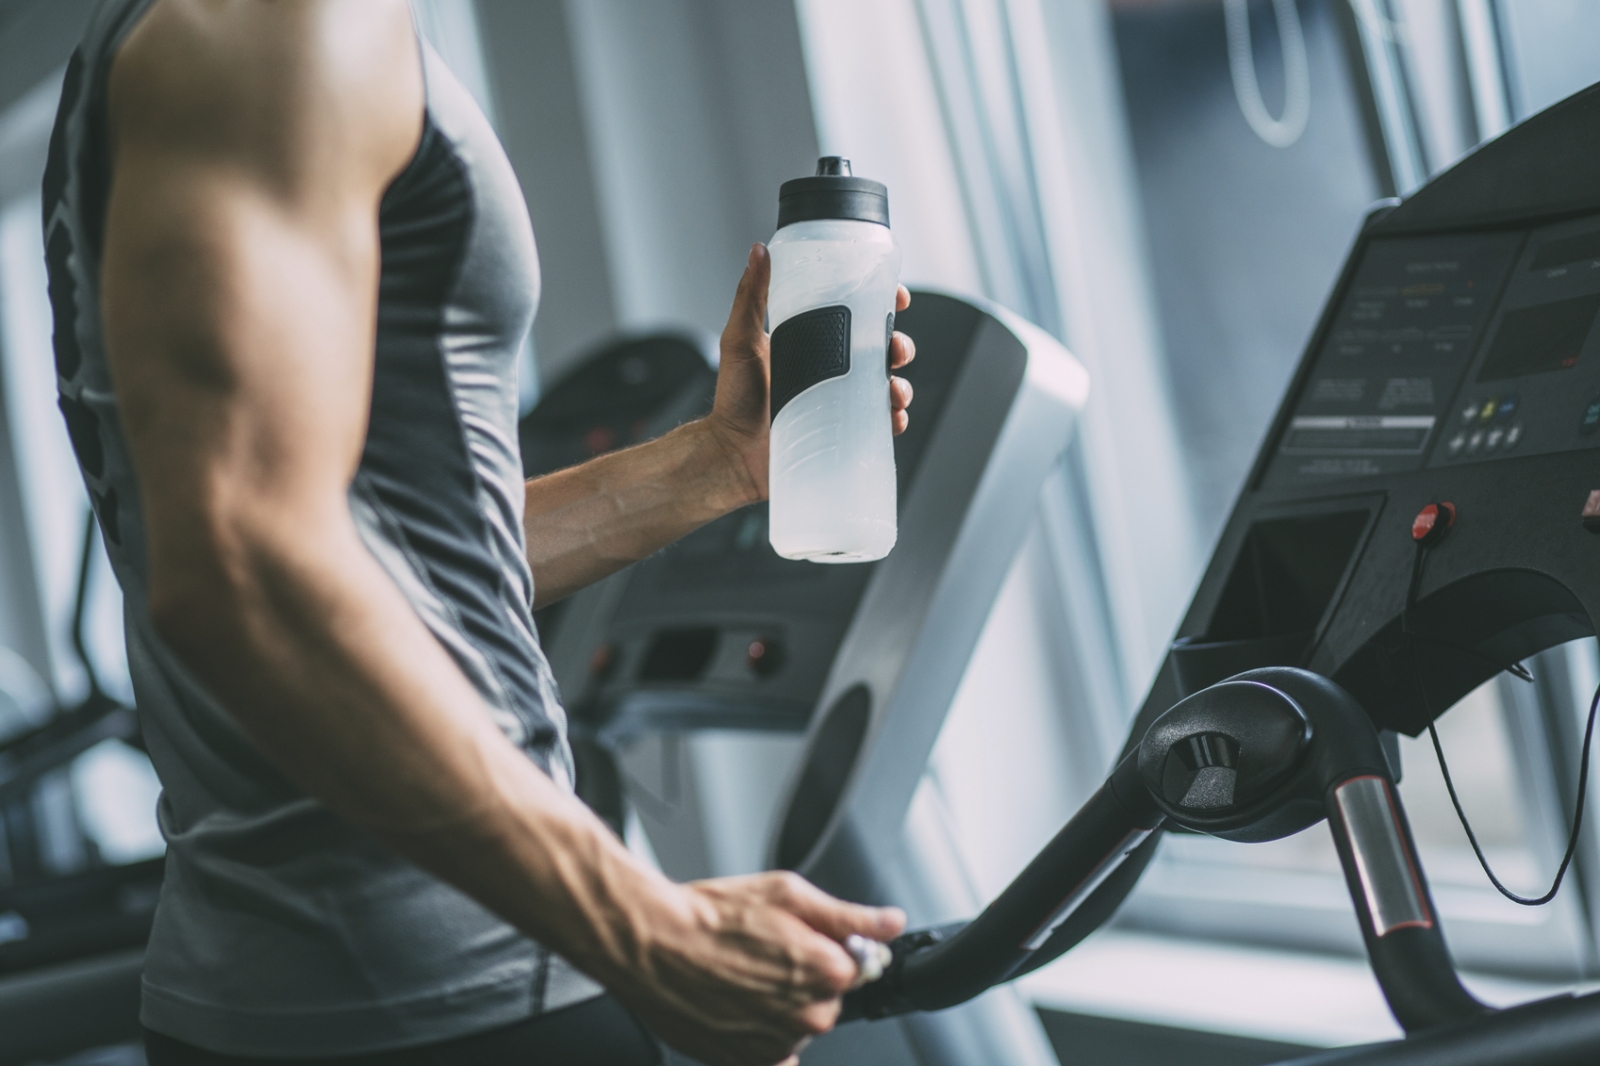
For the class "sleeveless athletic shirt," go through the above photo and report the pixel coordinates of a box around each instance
[43,1,601,1055]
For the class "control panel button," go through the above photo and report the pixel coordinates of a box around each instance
[1412,502,1456,545]
[1496,394,1520,421]
[1583,396,1600,435]
[1584,490,1600,534]
[1505,422,1524,449]
[589,643,618,682]
[1467,429,1486,453]
[1459,401,1480,424]
[1479,398,1498,423]
[1446,432,1467,457]
[1485,426,1505,450]
[747,638,786,678]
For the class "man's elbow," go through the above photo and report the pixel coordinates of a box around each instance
[143,492,361,665]
[146,538,252,662]
[145,506,296,659]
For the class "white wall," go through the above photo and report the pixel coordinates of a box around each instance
[563,0,820,339]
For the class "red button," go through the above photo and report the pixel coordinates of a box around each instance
[1412,502,1455,545]
[747,638,785,678]
[1582,491,1600,533]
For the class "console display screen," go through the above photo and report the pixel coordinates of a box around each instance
[1265,213,1600,487]
[1476,293,1600,381]
[1263,232,1522,487]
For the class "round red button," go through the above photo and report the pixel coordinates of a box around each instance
[1412,502,1455,545]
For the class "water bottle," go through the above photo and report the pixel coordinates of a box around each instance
[767,157,902,563]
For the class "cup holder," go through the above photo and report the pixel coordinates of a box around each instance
[1169,632,1312,700]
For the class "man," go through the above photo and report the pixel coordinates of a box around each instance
[42,1,917,1063]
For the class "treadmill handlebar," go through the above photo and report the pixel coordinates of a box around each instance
[841,668,1489,1036]
[1325,774,1489,1031]
[841,755,1163,1021]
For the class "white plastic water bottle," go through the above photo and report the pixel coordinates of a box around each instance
[767,157,902,563]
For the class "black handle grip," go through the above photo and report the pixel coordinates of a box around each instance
[842,754,1162,1021]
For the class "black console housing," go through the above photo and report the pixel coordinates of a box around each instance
[1129,84,1600,755]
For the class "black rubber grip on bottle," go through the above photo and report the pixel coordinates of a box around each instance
[770,304,851,421]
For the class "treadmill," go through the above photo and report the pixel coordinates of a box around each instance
[777,81,1600,1064]
[0,518,157,1065]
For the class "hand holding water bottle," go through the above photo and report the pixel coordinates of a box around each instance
[705,162,914,562]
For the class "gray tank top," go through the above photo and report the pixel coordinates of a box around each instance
[43,0,600,1054]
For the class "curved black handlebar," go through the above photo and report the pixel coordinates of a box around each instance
[843,668,1500,1041]
[842,758,1162,1021]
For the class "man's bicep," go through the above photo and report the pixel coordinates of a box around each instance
[101,155,379,555]
[98,0,421,546]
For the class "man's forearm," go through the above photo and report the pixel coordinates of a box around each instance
[148,512,884,1052]
[523,417,758,607]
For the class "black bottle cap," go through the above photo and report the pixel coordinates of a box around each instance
[778,157,890,229]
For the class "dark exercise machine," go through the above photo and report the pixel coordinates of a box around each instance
[0,517,158,1065]
[779,82,1600,1063]
[523,297,1087,889]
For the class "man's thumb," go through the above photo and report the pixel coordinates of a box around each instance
[723,243,770,353]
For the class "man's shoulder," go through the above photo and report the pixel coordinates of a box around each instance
[108,0,422,196]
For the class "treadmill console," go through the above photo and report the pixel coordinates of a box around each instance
[1133,85,1600,745]
[1267,217,1600,490]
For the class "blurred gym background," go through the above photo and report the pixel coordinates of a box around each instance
[0,1,1597,1063]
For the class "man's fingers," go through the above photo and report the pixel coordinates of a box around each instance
[722,243,771,358]
[763,872,907,943]
[890,376,913,436]
[789,929,859,999]
[896,284,912,312]
[890,330,916,369]
[890,376,913,411]
[799,997,842,1036]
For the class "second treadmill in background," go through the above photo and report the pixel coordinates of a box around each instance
[521,294,1087,899]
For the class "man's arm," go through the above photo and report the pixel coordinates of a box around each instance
[523,251,917,607]
[101,4,898,1064]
